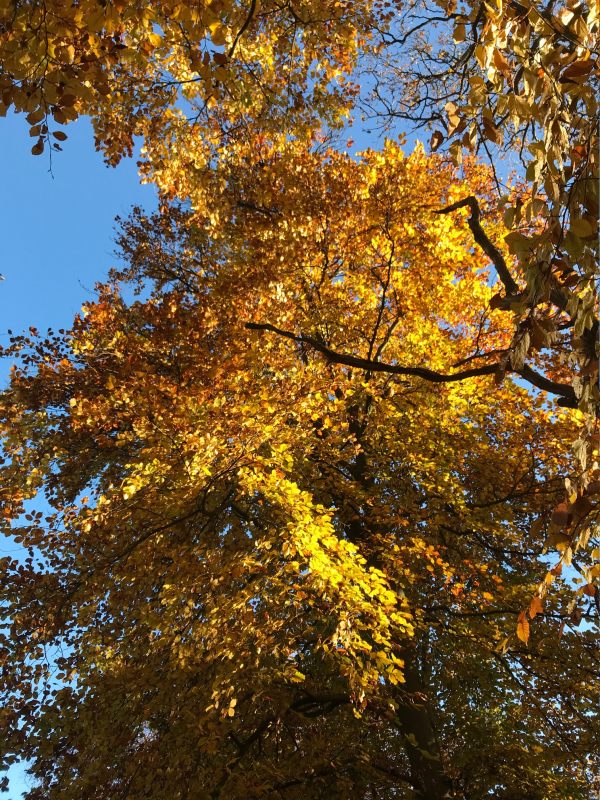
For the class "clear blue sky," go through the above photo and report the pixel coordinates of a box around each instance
[0,113,157,380]
[1,113,156,800]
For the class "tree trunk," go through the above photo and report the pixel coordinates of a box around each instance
[341,409,455,798]
[393,653,454,799]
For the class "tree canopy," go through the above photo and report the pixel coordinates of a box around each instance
[1,143,599,798]
[1,0,597,453]
[1,2,599,798]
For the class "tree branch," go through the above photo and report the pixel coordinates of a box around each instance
[290,692,350,717]
[228,0,257,58]
[246,322,499,381]
[518,364,574,403]
[245,322,577,407]
[435,196,569,311]
[434,196,519,295]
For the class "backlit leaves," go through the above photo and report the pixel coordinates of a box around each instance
[1,144,598,798]
[0,0,394,164]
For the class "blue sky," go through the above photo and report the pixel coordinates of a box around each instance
[0,113,157,380]
[1,113,157,800]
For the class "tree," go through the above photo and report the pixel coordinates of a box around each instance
[1,144,599,799]
[1,0,597,476]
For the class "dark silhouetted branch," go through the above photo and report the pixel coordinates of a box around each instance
[434,196,519,295]
[245,322,577,407]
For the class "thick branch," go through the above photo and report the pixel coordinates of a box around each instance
[290,692,350,717]
[245,322,577,406]
[434,196,519,295]
[394,651,454,799]
[518,364,574,402]
[247,322,498,382]
[435,196,569,311]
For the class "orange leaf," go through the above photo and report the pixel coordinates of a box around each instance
[517,611,529,644]
[493,48,510,73]
[560,59,595,82]
[528,595,543,619]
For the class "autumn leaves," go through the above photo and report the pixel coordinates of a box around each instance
[0,1,599,796]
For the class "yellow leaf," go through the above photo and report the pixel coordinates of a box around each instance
[210,23,228,46]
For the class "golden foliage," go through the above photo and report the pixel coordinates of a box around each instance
[1,145,597,798]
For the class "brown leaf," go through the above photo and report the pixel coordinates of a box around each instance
[572,495,593,519]
[453,22,466,42]
[26,108,45,125]
[430,130,444,151]
[482,118,502,145]
[529,320,548,351]
[560,59,595,82]
[551,502,572,528]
